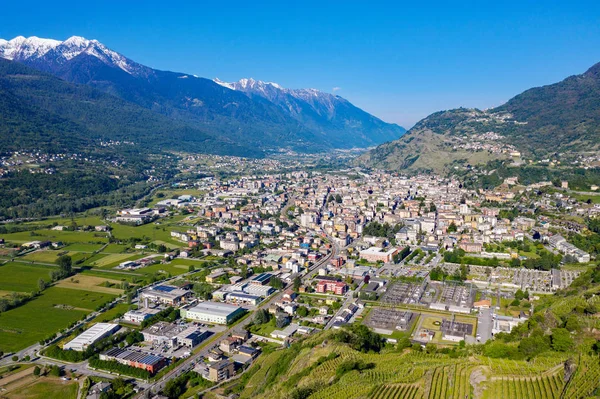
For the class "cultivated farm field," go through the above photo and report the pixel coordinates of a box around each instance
[0,287,115,352]
[0,262,55,292]
[1,229,108,245]
[55,275,125,295]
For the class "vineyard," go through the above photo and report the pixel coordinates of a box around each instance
[480,373,565,399]
[562,355,600,399]
[228,329,599,399]
[420,363,473,399]
[482,355,567,375]
[370,384,423,399]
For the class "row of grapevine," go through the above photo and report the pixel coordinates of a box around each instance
[481,373,565,399]
[449,364,472,399]
[427,366,449,399]
[308,372,374,399]
[563,355,600,399]
[370,384,423,399]
[483,356,564,376]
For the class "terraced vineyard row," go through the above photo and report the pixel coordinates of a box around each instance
[563,355,600,399]
[481,373,565,399]
[483,356,565,375]
[307,373,374,399]
[370,384,423,399]
[448,364,472,399]
[427,366,449,399]
[362,368,423,384]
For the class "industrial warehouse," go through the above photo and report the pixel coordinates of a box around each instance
[63,323,121,352]
[99,348,167,374]
[180,301,246,325]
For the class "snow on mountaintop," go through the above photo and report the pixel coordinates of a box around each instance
[0,36,62,60]
[63,36,88,46]
[214,77,334,99]
[215,77,284,91]
[0,35,144,75]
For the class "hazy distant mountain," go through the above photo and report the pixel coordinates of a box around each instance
[215,78,405,147]
[359,62,600,172]
[0,36,404,151]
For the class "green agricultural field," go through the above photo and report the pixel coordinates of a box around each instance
[62,243,105,252]
[101,244,130,253]
[31,286,115,311]
[0,286,115,352]
[79,268,140,282]
[88,303,131,324]
[21,250,90,264]
[2,229,108,245]
[0,262,55,292]
[40,215,106,227]
[1,216,105,231]
[109,222,179,244]
[79,253,110,266]
[21,250,62,263]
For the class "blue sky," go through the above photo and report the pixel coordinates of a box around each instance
[2,1,600,128]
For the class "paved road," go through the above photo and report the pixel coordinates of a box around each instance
[476,308,493,343]
[325,280,362,329]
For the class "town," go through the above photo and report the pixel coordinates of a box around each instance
[1,158,598,398]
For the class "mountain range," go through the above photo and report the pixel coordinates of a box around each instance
[359,62,600,172]
[0,57,256,157]
[0,36,405,155]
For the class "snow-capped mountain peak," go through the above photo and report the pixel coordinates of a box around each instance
[215,77,285,92]
[0,36,62,61]
[63,35,89,46]
[0,35,147,76]
[213,77,350,119]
